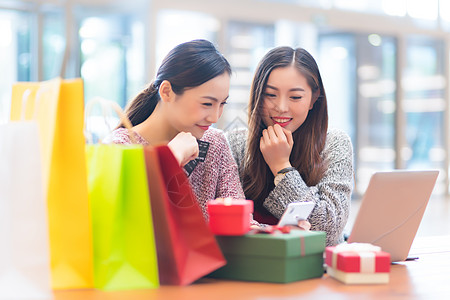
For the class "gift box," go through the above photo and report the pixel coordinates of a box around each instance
[209,229,326,283]
[325,243,390,284]
[207,198,253,235]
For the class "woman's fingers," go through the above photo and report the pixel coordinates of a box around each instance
[168,132,199,166]
[297,220,311,231]
[272,124,288,142]
[282,127,294,147]
[262,124,288,143]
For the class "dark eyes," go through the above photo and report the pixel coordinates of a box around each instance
[202,101,227,107]
[264,93,302,100]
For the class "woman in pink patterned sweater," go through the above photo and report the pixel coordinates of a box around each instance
[109,39,245,218]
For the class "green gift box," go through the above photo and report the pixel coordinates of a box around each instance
[210,230,326,283]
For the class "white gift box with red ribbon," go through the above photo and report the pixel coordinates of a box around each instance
[325,243,390,284]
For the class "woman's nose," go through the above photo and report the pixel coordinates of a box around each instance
[275,97,289,113]
[206,106,222,124]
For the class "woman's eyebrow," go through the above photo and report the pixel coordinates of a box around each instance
[290,87,305,92]
[266,84,305,92]
[265,84,278,91]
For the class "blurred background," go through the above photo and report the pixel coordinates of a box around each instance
[1,0,450,198]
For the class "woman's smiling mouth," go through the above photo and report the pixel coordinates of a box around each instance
[271,117,292,127]
[197,124,211,131]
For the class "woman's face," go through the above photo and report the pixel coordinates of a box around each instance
[167,72,230,139]
[261,66,314,133]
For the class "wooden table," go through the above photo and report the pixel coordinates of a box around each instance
[54,236,450,300]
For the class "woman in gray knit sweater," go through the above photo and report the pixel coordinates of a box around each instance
[226,46,354,246]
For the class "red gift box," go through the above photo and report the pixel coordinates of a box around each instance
[325,243,390,284]
[207,198,253,236]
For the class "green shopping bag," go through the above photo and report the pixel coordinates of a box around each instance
[86,143,159,290]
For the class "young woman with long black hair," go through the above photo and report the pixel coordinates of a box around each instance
[227,46,354,246]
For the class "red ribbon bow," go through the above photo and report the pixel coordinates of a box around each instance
[254,225,291,234]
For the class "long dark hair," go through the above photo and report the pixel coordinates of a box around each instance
[122,39,231,127]
[243,46,328,205]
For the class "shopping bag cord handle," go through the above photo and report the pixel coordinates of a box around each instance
[84,97,136,144]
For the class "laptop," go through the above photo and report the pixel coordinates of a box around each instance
[347,170,439,262]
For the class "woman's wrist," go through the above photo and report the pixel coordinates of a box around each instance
[167,144,182,166]
[271,163,292,176]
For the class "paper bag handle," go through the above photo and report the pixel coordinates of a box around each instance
[20,87,49,121]
[84,97,136,144]
[20,89,32,121]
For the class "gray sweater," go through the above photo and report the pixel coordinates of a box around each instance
[226,128,354,246]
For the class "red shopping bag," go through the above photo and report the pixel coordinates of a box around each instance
[144,145,226,285]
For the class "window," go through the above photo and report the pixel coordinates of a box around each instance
[0,9,33,123]
[355,34,397,192]
[318,32,398,194]
[318,33,357,144]
[403,37,445,193]
[221,21,275,131]
[78,11,145,108]
[156,10,219,70]
[42,10,65,80]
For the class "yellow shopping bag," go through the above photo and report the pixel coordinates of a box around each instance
[11,78,94,289]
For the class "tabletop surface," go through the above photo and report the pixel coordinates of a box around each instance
[54,235,450,300]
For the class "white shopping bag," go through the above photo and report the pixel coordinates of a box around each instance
[0,105,52,299]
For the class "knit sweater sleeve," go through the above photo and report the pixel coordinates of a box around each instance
[225,128,261,225]
[225,129,247,174]
[226,128,354,246]
[264,128,354,246]
[210,129,246,200]
[107,128,149,145]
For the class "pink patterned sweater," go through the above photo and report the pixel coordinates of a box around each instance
[109,127,245,219]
